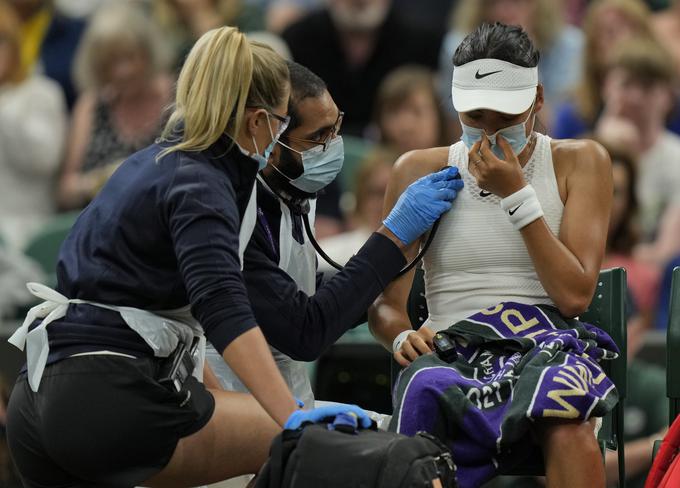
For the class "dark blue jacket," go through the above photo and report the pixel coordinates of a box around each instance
[243,180,405,361]
[46,135,259,361]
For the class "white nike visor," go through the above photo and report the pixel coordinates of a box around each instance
[452,58,538,115]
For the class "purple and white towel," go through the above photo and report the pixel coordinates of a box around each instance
[389,302,619,488]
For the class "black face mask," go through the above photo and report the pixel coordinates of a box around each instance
[275,144,304,180]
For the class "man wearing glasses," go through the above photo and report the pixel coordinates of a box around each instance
[205,62,455,409]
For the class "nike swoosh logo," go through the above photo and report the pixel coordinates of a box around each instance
[479,190,492,197]
[509,203,523,216]
[475,69,503,79]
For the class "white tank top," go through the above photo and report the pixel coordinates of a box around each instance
[422,133,564,332]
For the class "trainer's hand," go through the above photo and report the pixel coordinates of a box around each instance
[394,326,436,367]
[284,403,372,430]
[383,166,464,246]
[468,134,526,198]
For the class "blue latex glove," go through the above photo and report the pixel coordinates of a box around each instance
[284,403,372,430]
[383,166,464,245]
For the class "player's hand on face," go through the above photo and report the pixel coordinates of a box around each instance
[467,134,526,198]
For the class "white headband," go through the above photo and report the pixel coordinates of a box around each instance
[452,58,538,114]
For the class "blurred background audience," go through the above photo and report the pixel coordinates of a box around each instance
[595,36,680,267]
[317,147,396,273]
[552,0,672,139]
[371,66,449,155]
[9,0,85,109]
[57,2,172,210]
[652,0,680,78]
[282,0,443,137]
[0,0,67,252]
[153,0,265,70]
[602,143,660,332]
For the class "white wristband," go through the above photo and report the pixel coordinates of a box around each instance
[500,184,544,230]
[392,330,416,353]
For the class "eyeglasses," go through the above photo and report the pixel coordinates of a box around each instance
[284,111,344,152]
[267,111,291,133]
[247,106,291,135]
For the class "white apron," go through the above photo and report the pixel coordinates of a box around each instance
[8,184,258,393]
[207,186,318,407]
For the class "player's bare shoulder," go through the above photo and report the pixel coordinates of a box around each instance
[391,147,451,189]
[550,138,611,178]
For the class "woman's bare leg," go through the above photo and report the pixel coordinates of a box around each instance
[537,419,604,488]
[143,389,280,488]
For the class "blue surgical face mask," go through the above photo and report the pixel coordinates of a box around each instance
[459,104,535,160]
[251,113,286,171]
[272,136,345,194]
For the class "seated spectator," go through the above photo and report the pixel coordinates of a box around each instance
[372,66,449,155]
[552,0,664,139]
[0,0,67,251]
[282,0,443,137]
[57,3,173,210]
[594,37,680,266]
[601,144,660,331]
[153,0,265,70]
[439,0,584,127]
[9,0,85,109]
[317,148,396,273]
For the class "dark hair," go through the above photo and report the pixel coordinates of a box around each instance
[604,143,639,255]
[273,61,328,184]
[453,22,540,68]
[286,61,328,131]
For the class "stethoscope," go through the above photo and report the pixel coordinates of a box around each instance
[302,213,441,278]
[300,168,459,278]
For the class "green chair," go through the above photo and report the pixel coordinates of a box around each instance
[404,267,627,486]
[22,212,80,284]
[666,267,680,424]
[340,135,375,192]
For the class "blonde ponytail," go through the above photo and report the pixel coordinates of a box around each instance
[159,26,288,159]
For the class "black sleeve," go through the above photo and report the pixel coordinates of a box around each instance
[165,157,257,354]
[243,229,406,361]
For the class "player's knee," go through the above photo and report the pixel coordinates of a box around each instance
[538,419,600,455]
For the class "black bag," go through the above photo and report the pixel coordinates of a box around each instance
[255,415,458,488]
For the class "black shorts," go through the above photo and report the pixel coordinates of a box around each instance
[6,354,215,488]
